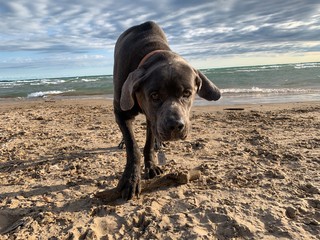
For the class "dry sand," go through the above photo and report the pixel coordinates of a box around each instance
[0,98,319,239]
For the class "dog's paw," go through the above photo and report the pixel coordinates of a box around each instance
[145,165,163,179]
[117,171,141,200]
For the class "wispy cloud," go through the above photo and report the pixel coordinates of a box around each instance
[0,0,320,79]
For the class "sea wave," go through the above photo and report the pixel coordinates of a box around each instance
[0,82,23,88]
[79,78,100,82]
[27,90,75,98]
[221,87,319,94]
[0,78,67,87]
[235,65,282,73]
[294,62,320,69]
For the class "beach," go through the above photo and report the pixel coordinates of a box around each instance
[0,98,319,239]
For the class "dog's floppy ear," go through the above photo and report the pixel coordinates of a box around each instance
[196,70,221,101]
[120,68,146,111]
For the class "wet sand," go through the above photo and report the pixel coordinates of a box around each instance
[0,98,319,239]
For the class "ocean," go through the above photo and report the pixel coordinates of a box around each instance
[1,62,320,105]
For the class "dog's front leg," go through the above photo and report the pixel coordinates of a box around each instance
[115,113,141,200]
[143,120,163,179]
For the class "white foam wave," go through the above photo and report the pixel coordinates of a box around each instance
[235,69,261,73]
[221,87,318,94]
[30,79,66,85]
[27,90,74,98]
[0,82,22,88]
[235,65,281,73]
[294,62,320,69]
[80,78,100,82]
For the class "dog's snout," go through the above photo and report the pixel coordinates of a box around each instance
[157,101,190,141]
[168,119,185,132]
[157,116,189,141]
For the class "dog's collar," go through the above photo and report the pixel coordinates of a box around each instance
[138,50,166,67]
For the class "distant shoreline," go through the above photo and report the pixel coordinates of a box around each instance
[1,93,320,107]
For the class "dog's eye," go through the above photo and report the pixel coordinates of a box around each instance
[183,90,192,98]
[150,92,160,101]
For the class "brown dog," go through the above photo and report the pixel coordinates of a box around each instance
[113,21,221,200]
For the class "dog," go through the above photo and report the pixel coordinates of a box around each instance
[113,21,221,200]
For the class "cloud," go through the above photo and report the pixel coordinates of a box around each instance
[0,0,320,78]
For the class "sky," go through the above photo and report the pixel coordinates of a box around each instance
[1,0,320,80]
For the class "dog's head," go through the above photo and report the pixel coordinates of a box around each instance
[120,52,220,141]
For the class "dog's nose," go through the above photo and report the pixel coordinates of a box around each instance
[168,119,185,132]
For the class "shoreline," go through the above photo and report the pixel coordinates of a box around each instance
[1,95,320,115]
[1,93,320,108]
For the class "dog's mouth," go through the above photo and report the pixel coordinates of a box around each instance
[156,127,188,142]
[157,133,187,142]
